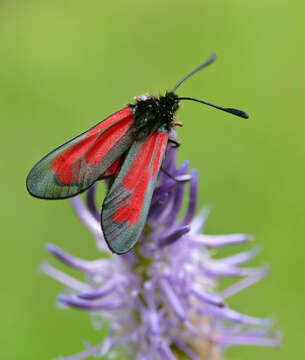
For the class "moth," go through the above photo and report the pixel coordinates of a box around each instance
[26,53,248,254]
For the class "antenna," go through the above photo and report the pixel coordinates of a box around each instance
[171,52,216,93]
[178,96,249,119]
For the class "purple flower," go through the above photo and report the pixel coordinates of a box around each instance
[41,137,280,359]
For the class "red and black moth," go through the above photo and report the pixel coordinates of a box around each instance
[26,53,248,254]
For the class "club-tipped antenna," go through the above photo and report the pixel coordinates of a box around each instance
[171,52,217,93]
[178,96,249,119]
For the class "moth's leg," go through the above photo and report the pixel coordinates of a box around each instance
[168,137,181,148]
[172,121,184,127]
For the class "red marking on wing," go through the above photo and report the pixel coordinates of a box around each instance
[103,157,121,176]
[50,107,133,185]
[51,136,96,184]
[112,169,149,225]
[122,133,158,191]
[85,117,132,164]
[151,132,167,178]
[86,108,131,136]
[112,131,168,227]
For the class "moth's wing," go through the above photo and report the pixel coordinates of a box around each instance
[101,128,169,254]
[26,107,134,199]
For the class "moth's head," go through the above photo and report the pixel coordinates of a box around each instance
[132,91,179,126]
[160,91,180,117]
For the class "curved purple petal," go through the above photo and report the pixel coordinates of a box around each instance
[217,247,261,266]
[46,243,108,273]
[70,197,102,239]
[199,305,272,327]
[158,226,190,248]
[220,267,269,299]
[212,333,281,347]
[189,287,225,307]
[179,169,198,226]
[40,262,89,293]
[58,294,124,311]
[86,183,100,221]
[193,233,252,248]
[159,278,185,320]
[77,281,122,300]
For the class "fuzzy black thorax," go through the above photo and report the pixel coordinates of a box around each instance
[129,92,179,141]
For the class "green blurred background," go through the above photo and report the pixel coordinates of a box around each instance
[1,0,304,359]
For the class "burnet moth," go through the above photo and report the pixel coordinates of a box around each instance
[26,53,248,254]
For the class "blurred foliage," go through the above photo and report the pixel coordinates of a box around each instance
[0,0,304,359]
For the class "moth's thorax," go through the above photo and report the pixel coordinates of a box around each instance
[129,92,179,141]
